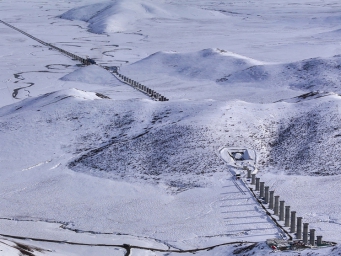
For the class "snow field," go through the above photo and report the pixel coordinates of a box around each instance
[2,0,341,255]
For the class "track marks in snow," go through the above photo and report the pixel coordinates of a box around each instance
[219,177,278,239]
[231,179,246,195]
[21,159,52,171]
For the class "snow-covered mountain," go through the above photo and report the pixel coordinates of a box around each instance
[60,0,225,33]
[2,0,341,255]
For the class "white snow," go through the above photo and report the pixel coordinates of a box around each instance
[60,0,226,33]
[126,48,266,81]
[1,0,341,255]
[61,65,119,85]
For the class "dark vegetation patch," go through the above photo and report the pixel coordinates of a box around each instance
[233,243,257,254]
[0,240,48,256]
[67,105,226,191]
[287,56,341,92]
[268,102,341,175]
[95,92,110,99]
[69,123,224,190]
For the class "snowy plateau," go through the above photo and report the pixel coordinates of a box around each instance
[1,0,341,255]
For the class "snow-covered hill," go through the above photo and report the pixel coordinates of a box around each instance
[60,0,225,33]
[120,48,301,103]
[125,48,265,81]
[2,0,341,255]
[60,65,119,85]
[218,55,341,94]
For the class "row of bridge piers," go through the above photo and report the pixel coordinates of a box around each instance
[248,170,322,246]
[0,20,169,102]
[113,71,168,101]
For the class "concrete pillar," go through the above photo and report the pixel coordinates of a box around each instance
[310,229,315,246]
[260,182,265,198]
[269,191,274,209]
[251,174,256,185]
[290,211,296,233]
[303,223,309,244]
[255,178,260,191]
[317,236,322,246]
[285,206,290,227]
[264,186,269,204]
[247,169,251,179]
[274,196,279,215]
[297,217,302,239]
[279,201,285,221]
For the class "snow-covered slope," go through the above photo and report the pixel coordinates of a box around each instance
[0,88,105,117]
[2,0,341,255]
[126,48,265,81]
[124,48,341,96]
[60,65,118,85]
[218,55,341,94]
[120,48,300,103]
[2,83,341,254]
[60,0,225,33]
